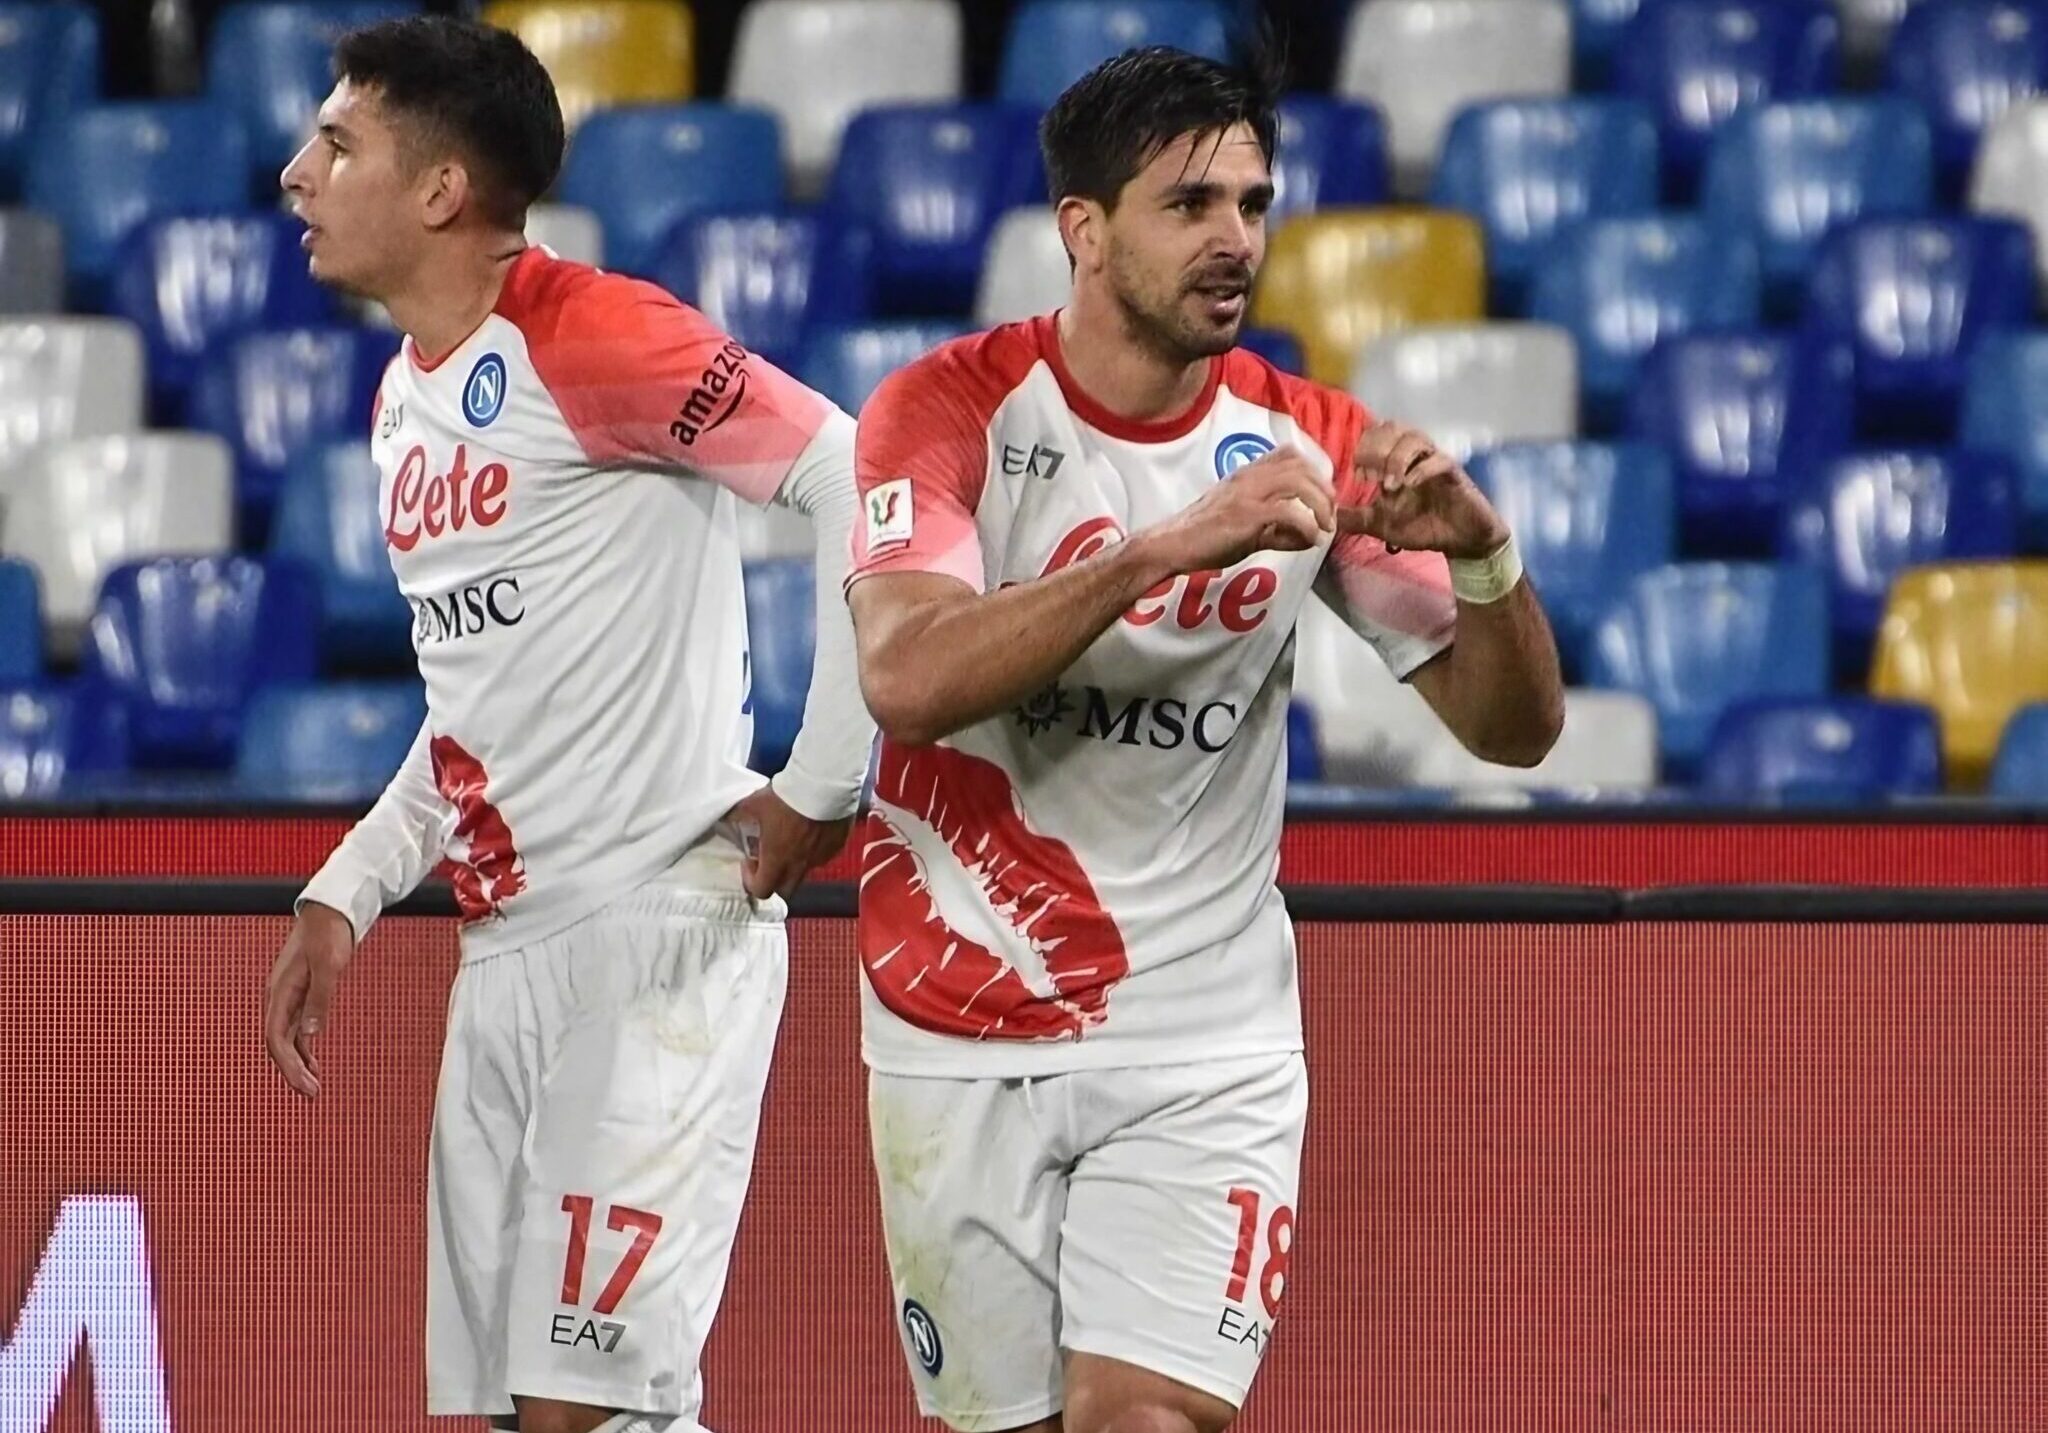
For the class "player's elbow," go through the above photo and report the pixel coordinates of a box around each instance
[1474,695,1564,768]
[859,663,949,748]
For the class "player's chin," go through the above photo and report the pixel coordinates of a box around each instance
[1180,296,1248,354]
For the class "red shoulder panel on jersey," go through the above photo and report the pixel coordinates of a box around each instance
[1218,347,1373,501]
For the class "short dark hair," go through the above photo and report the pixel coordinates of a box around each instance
[1039,45,1282,210]
[333,16,564,228]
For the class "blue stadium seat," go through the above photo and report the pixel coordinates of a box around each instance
[236,681,425,801]
[1888,0,2048,192]
[825,103,1043,316]
[81,556,319,769]
[741,557,815,776]
[1236,326,1303,374]
[1588,561,1830,772]
[1629,330,1855,554]
[1467,441,1677,675]
[1700,98,1934,313]
[0,4,97,200]
[1961,331,2048,543]
[26,101,252,301]
[1781,449,2018,658]
[1572,0,1645,85]
[109,213,333,418]
[1700,695,1944,801]
[269,442,413,665]
[648,210,871,369]
[797,320,968,416]
[1989,701,2048,797]
[999,0,1233,106]
[1271,94,1389,227]
[1286,699,1323,782]
[556,104,784,279]
[1804,216,2037,438]
[1613,0,1841,197]
[0,683,126,799]
[1527,215,1762,426]
[1430,98,1661,311]
[189,326,399,522]
[0,557,39,682]
[207,2,417,183]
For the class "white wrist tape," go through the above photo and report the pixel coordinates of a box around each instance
[1448,536,1523,605]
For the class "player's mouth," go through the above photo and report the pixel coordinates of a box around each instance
[299,223,321,250]
[858,741,1130,1042]
[1189,276,1250,323]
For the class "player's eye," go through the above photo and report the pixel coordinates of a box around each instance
[1170,195,1203,215]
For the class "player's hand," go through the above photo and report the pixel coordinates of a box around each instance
[262,901,354,1101]
[1339,420,1509,559]
[727,786,853,902]
[1138,446,1336,575]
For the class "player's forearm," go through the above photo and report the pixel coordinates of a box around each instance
[296,723,450,943]
[857,534,1178,747]
[1419,582,1564,767]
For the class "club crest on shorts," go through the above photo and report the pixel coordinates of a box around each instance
[463,353,508,428]
[902,1298,943,1375]
[1214,432,1275,478]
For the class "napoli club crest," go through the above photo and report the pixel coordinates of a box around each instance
[463,352,508,428]
[1214,431,1275,478]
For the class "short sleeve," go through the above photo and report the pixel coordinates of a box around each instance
[518,269,830,505]
[846,353,991,594]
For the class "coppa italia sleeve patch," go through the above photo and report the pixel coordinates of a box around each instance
[865,478,914,552]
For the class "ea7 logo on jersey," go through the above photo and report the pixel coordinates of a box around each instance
[865,478,914,552]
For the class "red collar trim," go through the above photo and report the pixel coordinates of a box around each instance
[1035,312,1223,443]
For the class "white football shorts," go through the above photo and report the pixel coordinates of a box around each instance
[869,1052,1308,1431]
[425,883,786,1418]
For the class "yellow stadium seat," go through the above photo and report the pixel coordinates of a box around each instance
[483,0,693,130]
[1870,561,2048,788]
[1252,208,1485,385]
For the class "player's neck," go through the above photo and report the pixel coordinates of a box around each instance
[1055,300,1212,426]
[383,235,529,369]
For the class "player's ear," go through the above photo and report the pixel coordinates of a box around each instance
[1056,195,1105,276]
[419,159,470,232]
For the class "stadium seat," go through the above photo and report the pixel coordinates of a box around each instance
[1527,215,1762,426]
[1781,449,2019,658]
[1968,98,2048,291]
[729,0,964,194]
[1700,98,1935,313]
[1411,688,1662,790]
[998,0,1232,107]
[648,209,870,369]
[1237,326,1304,374]
[236,681,425,801]
[108,213,333,418]
[1961,330,2048,541]
[1270,95,1390,227]
[0,208,62,313]
[26,102,252,301]
[1,434,234,645]
[976,205,1071,327]
[1871,559,2048,785]
[1803,216,2037,438]
[188,326,400,520]
[0,4,97,199]
[1467,440,1677,674]
[1629,330,1855,554]
[0,684,124,799]
[81,555,318,769]
[269,442,412,665]
[1571,0,1644,85]
[0,317,145,475]
[1337,0,1572,196]
[741,557,814,775]
[206,2,416,182]
[1839,0,1914,79]
[1989,701,2048,797]
[1348,323,1578,461]
[1251,208,1486,386]
[1699,696,1944,801]
[1888,0,2048,192]
[825,103,1043,316]
[797,320,970,417]
[1588,561,1830,772]
[524,203,603,268]
[556,104,782,278]
[480,0,693,130]
[1429,98,1661,311]
[0,557,39,681]
[1613,0,1841,197]
[1285,699,1323,783]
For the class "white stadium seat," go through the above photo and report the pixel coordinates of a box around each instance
[0,319,144,476]
[1,434,233,645]
[976,206,1071,326]
[728,0,964,195]
[525,202,606,268]
[1337,0,1572,195]
[1970,99,2048,293]
[1349,323,1579,461]
[1409,689,1661,789]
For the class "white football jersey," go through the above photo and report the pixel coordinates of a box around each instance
[847,315,1458,1076]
